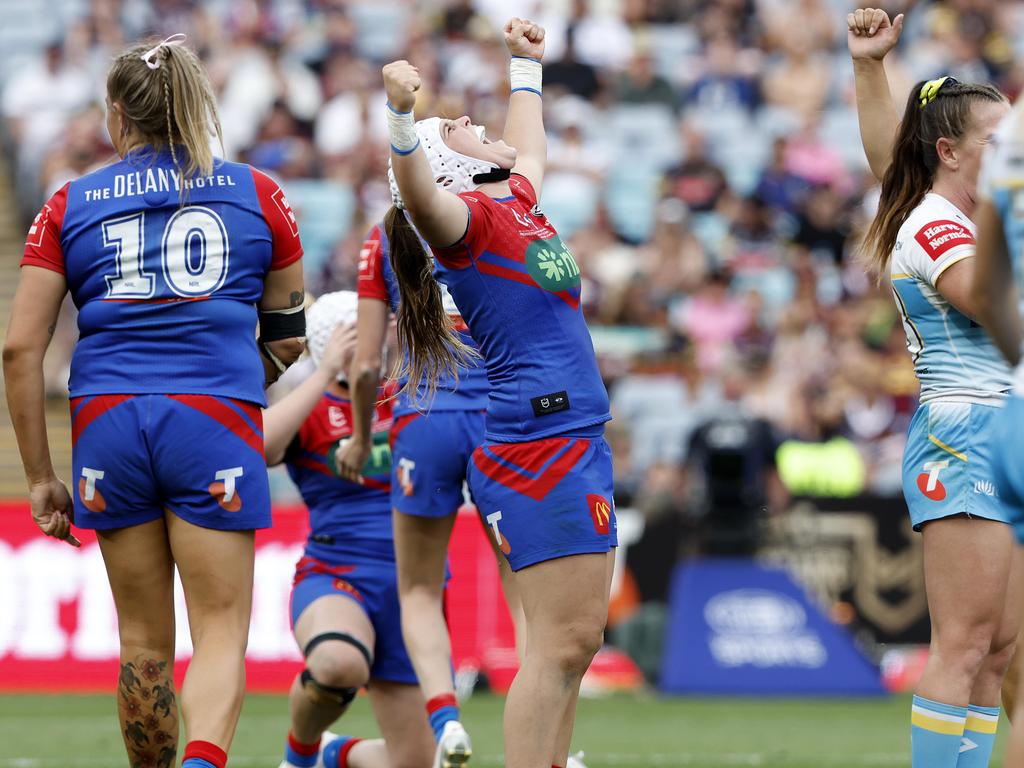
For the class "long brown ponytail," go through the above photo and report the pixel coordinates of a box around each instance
[384,205,479,405]
[862,79,1006,278]
[107,37,223,184]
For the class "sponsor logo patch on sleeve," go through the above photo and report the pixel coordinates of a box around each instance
[914,219,975,261]
[271,187,299,237]
[358,238,380,281]
[26,204,52,248]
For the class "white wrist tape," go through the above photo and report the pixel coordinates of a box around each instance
[387,103,419,154]
[510,57,542,96]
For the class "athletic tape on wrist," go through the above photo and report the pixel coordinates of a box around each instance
[387,102,419,154]
[510,56,542,96]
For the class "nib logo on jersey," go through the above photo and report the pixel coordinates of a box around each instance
[525,236,581,294]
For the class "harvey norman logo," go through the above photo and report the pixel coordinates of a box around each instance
[704,589,827,669]
[914,219,975,261]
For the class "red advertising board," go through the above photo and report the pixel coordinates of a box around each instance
[0,502,516,692]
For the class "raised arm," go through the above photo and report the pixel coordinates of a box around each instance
[847,8,905,181]
[384,62,470,248]
[263,322,357,466]
[972,198,1022,365]
[3,266,79,547]
[501,18,547,193]
[334,298,389,483]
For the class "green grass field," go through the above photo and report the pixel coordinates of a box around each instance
[0,692,1007,767]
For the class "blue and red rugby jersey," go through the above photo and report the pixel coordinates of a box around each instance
[357,222,488,415]
[431,174,610,441]
[285,387,395,563]
[22,146,303,407]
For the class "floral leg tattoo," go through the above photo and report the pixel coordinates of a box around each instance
[117,654,178,768]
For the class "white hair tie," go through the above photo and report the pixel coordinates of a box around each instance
[140,33,187,70]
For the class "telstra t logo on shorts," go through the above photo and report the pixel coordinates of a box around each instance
[79,467,106,513]
[398,458,416,497]
[918,460,949,502]
[486,511,511,555]
[209,466,244,511]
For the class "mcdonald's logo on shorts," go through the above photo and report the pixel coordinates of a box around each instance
[587,494,612,535]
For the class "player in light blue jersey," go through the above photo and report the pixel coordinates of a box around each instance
[3,36,306,768]
[971,99,1024,764]
[849,9,1016,768]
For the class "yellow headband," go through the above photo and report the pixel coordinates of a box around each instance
[919,76,958,107]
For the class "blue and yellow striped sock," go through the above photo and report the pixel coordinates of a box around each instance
[912,695,967,768]
[957,705,1000,767]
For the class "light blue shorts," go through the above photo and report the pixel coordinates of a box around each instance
[902,400,1009,531]
[990,395,1024,542]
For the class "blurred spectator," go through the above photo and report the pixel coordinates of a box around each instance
[687,35,760,113]
[762,37,831,121]
[662,124,728,213]
[544,26,602,101]
[614,50,680,114]
[685,362,785,555]
[754,136,808,215]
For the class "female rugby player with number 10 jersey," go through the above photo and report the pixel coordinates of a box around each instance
[4,35,306,768]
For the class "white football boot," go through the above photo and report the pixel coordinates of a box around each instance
[566,751,588,768]
[433,720,473,768]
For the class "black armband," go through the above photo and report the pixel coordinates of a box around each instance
[258,305,306,342]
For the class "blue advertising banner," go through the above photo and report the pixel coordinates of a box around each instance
[660,559,884,695]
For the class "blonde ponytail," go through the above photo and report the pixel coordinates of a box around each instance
[107,36,223,183]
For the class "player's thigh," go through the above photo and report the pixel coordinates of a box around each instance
[165,513,255,641]
[70,395,163,531]
[392,510,454,592]
[922,515,1014,638]
[515,551,610,658]
[367,679,433,768]
[150,394,272,532]
[390,412,467,519]
[96,517,175,649]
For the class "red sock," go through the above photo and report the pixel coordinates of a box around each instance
[287,732,319,758]
[183,740,228,768]
[426,692,458,716]
[553,765,565,768]
[336,738,362,768]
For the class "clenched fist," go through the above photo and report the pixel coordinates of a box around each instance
[504,17,545,60]
[847,8,904,61]
[383,60,421,113]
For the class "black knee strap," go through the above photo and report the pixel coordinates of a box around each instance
[300,668,358,707]
[303,631,374,672]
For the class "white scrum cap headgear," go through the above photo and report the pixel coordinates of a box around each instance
[306,290,359,370]
[387,117,509,208]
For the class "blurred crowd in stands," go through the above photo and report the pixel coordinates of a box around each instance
[3,0,1023,536]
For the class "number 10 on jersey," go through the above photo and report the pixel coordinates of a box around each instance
[103,206,229,299]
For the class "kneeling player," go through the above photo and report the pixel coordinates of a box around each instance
[267,292,434,768]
